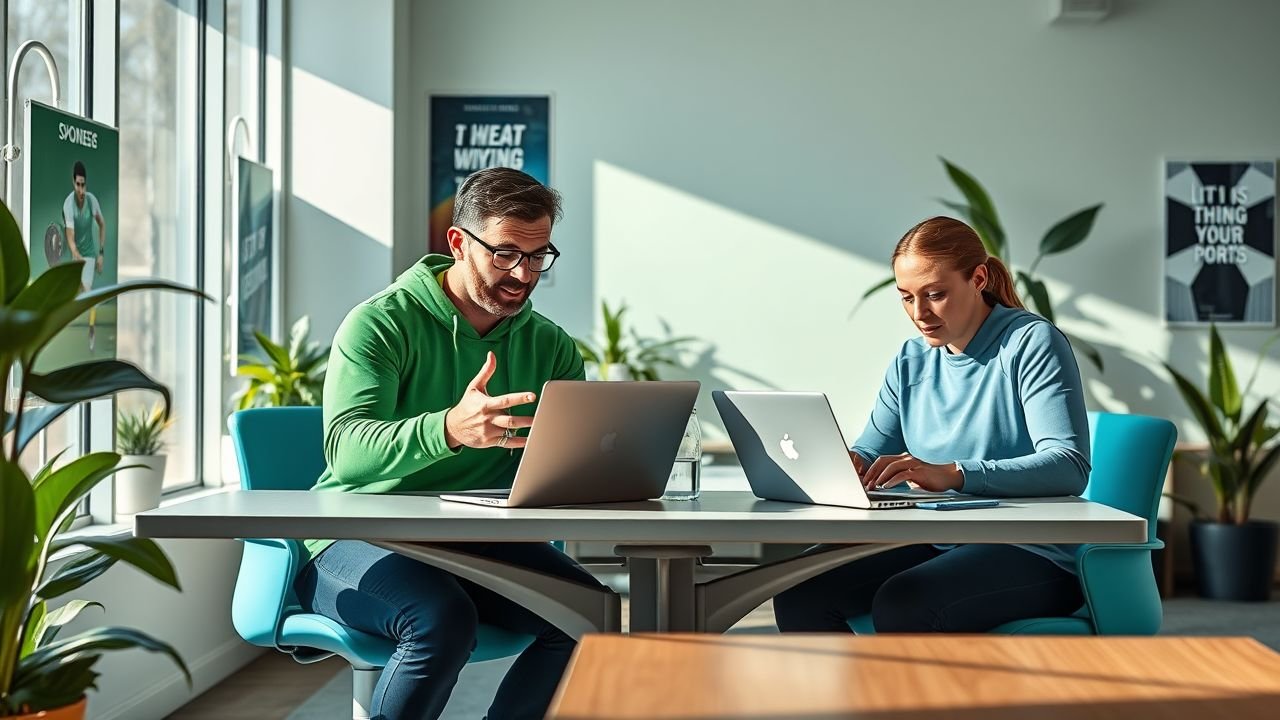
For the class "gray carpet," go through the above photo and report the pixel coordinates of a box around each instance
[286,597,1280,719]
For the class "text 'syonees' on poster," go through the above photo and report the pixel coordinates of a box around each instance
[1166,161,1277,326]
[232,156,275,371]
[428,95,550,255]
[23,100,120,370]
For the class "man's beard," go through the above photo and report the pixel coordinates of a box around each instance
[468,261,536,318]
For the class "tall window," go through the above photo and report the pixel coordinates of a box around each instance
[6,1,82,492]
[6,0,279,510]
[116,0,201,491]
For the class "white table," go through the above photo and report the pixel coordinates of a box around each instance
[135,473,1145,636]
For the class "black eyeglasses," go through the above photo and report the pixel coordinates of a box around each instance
[459,227,560,272]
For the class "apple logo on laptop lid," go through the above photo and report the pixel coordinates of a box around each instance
[780,433,800,460]
[600,431,618,453]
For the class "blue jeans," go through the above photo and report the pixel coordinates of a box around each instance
[774,544,1084,633]
[294,541,602,720]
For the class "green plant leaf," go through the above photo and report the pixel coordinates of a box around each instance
[20,601,45,658]
[288,316,311,360]
[574,338,600,366]
[1235,402,1268,456]
[1015,271,1056,324]
[0,460,36,608]
[1061,330,1104,373]
[936,200,1005,259]
[16,626,190,690]
[1207,324,1242,423]
[253,329,292,371]
[1039,204,1103,257]
[63,537,179,591]
[3,651,100,715]
[33,452,124,543]
[25,279,209,363]
[24,360,171,415]
[861,276,896,301]
[235,365,277,383]
[0,306,43,354]
[1163,361,1226,444]
[4,402,76,459]
[9,262,85,314]
[1248,442,1280,500]
[941,158,1005,255]
[23,600,103,655]
[35,552,117,600]
[0,198,31,304]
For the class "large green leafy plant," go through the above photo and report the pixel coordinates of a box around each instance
[231,316,329,409]
[1,199,204,715]
[1164,324,1280,524]
[574,300,695,381]
[858,157,1105,371]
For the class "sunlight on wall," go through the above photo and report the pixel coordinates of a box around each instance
[595,160,1280,442]
[290,67,393,247]
[594,160,905,438]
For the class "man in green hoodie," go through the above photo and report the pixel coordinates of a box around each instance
[295,168,599,720]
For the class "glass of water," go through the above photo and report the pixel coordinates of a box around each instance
[663,410,701,500]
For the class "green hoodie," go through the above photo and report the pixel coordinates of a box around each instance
[304,254,584,558]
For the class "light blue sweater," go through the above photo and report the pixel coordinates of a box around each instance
[851,303,1091,571]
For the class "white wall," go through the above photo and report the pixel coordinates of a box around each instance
[285,0,401,343]
[70,537,259,720]
[396,0,1280,466]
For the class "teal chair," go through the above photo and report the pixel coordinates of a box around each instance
[849,411,1177,636]
[228,406,536,719]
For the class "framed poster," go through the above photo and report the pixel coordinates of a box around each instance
[230,155,275,373]
[427,94,551,255]
[22,100,120,370]
[1165,160,1276,326]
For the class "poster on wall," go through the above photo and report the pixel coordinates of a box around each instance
[428,94,551,255]
[230,155,275,372]
[1165,160,1277,326]
[23,100,120,371]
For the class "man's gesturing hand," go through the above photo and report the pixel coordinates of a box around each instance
[444,351,537,450]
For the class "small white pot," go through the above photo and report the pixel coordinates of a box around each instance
[115,454,166,515]
[586,362,634,381]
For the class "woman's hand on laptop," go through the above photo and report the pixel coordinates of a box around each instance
[444,351,537,450]
[861,452,963,492]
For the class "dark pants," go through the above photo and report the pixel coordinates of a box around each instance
[774,544,1085,633]
[294,540,602,720]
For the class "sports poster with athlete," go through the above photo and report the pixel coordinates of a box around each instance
[22,100,120,370]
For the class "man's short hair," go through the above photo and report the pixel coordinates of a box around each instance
[72,161,86,181]
[453,167,561,231]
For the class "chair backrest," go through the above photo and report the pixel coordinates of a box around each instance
[1083,412,1178,542]
[228,406,327,491]
[228,406,326,649]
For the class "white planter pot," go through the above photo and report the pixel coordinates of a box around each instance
[115,454,166,515]
[586,363,634,381]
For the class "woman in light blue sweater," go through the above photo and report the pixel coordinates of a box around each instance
[774,216,1091,633]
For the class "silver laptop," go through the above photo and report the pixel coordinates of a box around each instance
[441,380,699,508]
[713,390,962,509]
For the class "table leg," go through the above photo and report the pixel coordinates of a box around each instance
[695,543,909,633]
[373,541,622,640]
[615,545,712,632]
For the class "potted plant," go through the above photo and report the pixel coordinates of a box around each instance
[855,157,1106,371]
[574,300,695,381]
[1164,324,1280,601]
[221,317,329,486]
[113,403,172,515]
[1,200,202,717]
[230,316,329,410]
